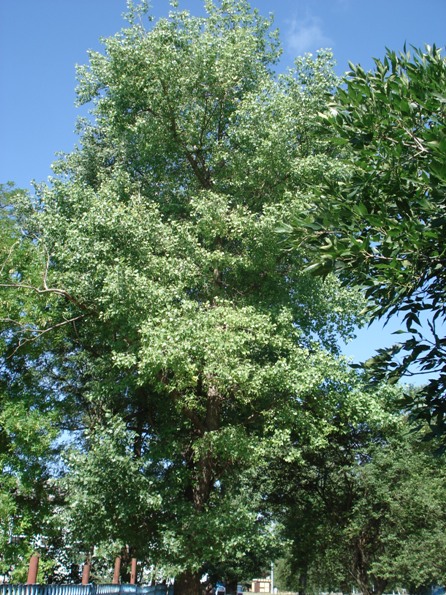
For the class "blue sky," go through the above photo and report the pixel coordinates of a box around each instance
[0,0,445,369]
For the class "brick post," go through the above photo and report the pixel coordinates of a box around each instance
[27,554,39,584]
[113,556,121,584]
[130,558,137,585]
[82,560,91,585]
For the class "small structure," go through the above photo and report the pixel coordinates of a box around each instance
[250,580,271,593]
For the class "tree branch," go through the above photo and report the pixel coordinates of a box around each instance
[5,314,86,358]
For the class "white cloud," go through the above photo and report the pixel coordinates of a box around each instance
[286,16,333,55]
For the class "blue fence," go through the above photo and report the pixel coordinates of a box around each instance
[0,586,173,595]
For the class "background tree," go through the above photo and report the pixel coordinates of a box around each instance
[0,183,62,582]
[346,422,446,594]
[269,382,395,595]
[273,389,446,595]
[282,45,446,443]
[1,2,366,591]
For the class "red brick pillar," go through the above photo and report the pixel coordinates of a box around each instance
[27,554,39,584]
[113,556,121,584]
[130,558,137,585]
[82,560,91,585]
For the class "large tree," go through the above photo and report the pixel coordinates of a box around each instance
[282,45,446,442]
[1,2,367,591]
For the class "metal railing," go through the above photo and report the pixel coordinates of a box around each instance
[0,585,173,595]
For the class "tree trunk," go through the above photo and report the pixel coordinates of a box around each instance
[192,418,214,511]
[372,577,388,595]
[353,537,372,595]
[175,569,202,595]
[178,384,221,595]
[298,569,307,595]
[191,381,221,512]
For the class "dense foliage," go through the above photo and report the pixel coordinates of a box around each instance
[0,183,64,581]
[273,403,446,595]
[1,4,444,593]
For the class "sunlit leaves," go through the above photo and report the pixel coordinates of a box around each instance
[1,0,373,582]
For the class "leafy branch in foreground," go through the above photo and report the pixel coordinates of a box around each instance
[282,45,446,441]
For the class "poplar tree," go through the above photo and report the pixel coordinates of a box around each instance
[1,2,368,591]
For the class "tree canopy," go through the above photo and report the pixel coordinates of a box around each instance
[0,2,368,591]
